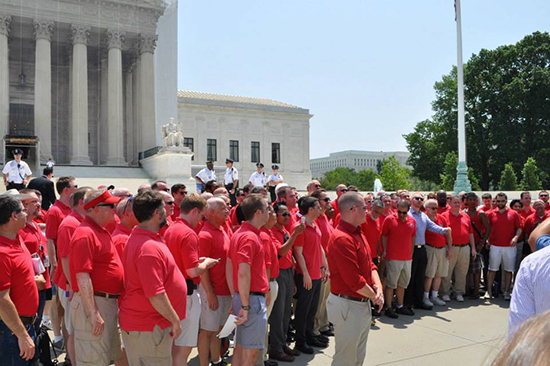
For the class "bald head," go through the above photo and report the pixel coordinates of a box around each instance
[207,197,226,211]
[338,192,364,212]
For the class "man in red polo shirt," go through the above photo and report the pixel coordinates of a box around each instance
[440,195,476,302]
[112,197,139,261]
[281,186,299,234]
[519,191,535,220]
[330,185,347,227]
[525,200,549,251]
[164,193,219,366]
[539,190,550,211]
[0,194,40,364]
[119,190,186,366]
[326,192,383,366]
[170,183,187,221]
[436,190,450,214]
[197,198,231,366]
[69,189,124,366]
[486,192,522,300]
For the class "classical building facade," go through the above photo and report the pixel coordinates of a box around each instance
[310,150,411,178]
[178,91,313,190]
[0,0,166,168]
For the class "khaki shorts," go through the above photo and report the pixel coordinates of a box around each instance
[58,290,74,335]
[174,290,201,347]
[425,245,449,279]
[385,260,412,289]
[198,285,231,332]
[123,325,172,366]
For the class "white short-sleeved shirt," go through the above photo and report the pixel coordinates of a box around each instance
[267,173,283,186]
[196,168,217,184]
[46,161,55,169]
[249,171,267,187]
[2,160,32,184]
[224,167,239,185]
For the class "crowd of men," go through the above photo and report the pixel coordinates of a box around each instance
[2,155,550,366]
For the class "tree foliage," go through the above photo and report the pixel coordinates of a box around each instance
[499,163,518,191]
[521,157,543,190]
[318,167,377,191]
[379,156,411,191]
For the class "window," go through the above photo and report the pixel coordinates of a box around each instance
[184,137,194,161]
[251,141,260,163]
[272,143,280,164]
[229,140,239,162]
[207,139,217,161]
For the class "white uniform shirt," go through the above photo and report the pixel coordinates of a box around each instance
[2,160,32,184]
[267,173,283,186]
[224,167,239,185]
[196,168,217,184]
[249,171,267,187]
[46,160,55,169]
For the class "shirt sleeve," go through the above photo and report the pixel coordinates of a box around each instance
[0,254,12,291]
[425,213,446,235]
[294,231,305,248]
[58,226,75,258]
[514,212,522,230]
[24,163,32,176]
[332,236,368,292]
[508,263,535,337]
[233,169,239,180]
[1,163,8,174]
[45,209,60,240]
[137,250,167,299]
[381,217,391,236]
[235,237,257,266]
[181,233,200,272]
[70,235,95,274]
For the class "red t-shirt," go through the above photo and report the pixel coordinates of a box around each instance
[229,222,269,293]
[0,235,39,316]
[381,214,416,261]
[260,228,279,279]
[520,206,536,220]
[360,213,381,257]
[442,211,473,245]
[377,210,393,227]
[425,215,448,248]
[45,200,71,241]
[120,228,187,331]
[230,205,240,230]
[437,204,450,215]
[19,222,51,289]
[544,201,550,211]
[332,213,341,229]
[466,209,486,243]
[271,225,293,270]
[164,218,201,285]
[198,221,231,296]
[524,212,550,239]
[330,199,340,220]
[315,214,334,252]
[487,208,522,247]
[327,220,376,299]
[293,222,323,280]
[69,216,124,294]
[112,224,133,263]
[54,211,84,290]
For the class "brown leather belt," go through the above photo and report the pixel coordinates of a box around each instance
[331,292,369,303]
[94,291,120,299]
[453,243,469,247]
[20,315,37,325]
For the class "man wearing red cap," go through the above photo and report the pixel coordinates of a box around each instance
[69,189,124,366]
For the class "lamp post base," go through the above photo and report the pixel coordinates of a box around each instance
[454,161,472,194]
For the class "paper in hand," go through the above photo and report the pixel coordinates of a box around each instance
[217,314,237,338]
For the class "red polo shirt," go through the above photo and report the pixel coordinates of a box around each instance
[315,214,334,252]
[229,222,268,293]
[112,224,133,262]
[520,206,536,220]
[45,200,71,241]
[524,212,550,239]
[377,210,393,227]
[69,216,124,294]
[437,204,450,215]
[330,199,340,219]
[360,213,381,257]
[198,221,231,296]
[293,222,323,280]
[466,209,486,243]
[0,235,39,316]
[425,215,448,248]
[165,218,201,285]
[120,227,187,331]
[271,225,293,270]
[230,205,240,230]
[442,210,473,245]
[158,215,174,239]
[284,207,299,234]
[54,211,84,290]
[381,214,416,261]
[19,222,51,289]
[260,228,279,279]
[544,201,550,211]
[171,203,181,222]
[327,220,376,299]
[487,208,522,247]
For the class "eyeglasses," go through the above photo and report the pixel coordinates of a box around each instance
[365,200,373,204]
[166,201,175,205]
[178,191,188,195]
[323,197,331,202]
[397,210,408,215]
[162,188,170,192]
[97,203,115,208]
[281,212,291,217]
[413,197,424,201]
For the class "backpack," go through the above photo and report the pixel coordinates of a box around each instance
[35,324,58,366]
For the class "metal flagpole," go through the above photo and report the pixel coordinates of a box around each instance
[453,0,472,193]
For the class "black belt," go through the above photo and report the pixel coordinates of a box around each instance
[186,279,197,295]
[20,315,37,325]
[269,278,276,282]
[415,245,425,249]
[453,243,469,247]
[236,291,266,297]
[331,292,369,303]
[425,243,444,248]
[94,292,120,299]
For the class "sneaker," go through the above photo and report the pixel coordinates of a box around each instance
[210,361,228,366]
[385,307,398,319]
[422,298,434,308]
[456,294,465,302]
[53,338,65,353]
[484,292,494,300]
[441,294,451,302]
[504,292,511,301]
[396,306,415,316]
[430,296,446,306]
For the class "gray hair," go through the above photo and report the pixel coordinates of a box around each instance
[372,199,385,209]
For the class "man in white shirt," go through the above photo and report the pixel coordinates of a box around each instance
[224,158,239,206]
[2,149,32,191]
[195,161,217,193]
[267,165,283,203]
[249,163,267,188]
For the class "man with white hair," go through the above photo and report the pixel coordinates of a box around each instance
[331,185,348,228]
[306,180,322,195]
[112,187,132,199]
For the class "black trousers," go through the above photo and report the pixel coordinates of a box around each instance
[294,274,321,345]
[7,182,25,191]
[225,184,237,207]
[269,268,294,354]
[268,186,277,203]
[404,246,427,308]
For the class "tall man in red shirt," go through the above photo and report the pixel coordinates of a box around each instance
[520,191,535,220]
[486,193,522,300]
[227,194,270,366]
[69,189,124,366]
[326,192,383,366]
[119,190,186,366]
[164,194,219,366]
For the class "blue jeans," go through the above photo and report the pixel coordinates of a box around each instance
[0,320,37,366]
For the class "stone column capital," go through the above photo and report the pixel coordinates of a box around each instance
[70,24,91,46]
[33,19,54,41]
[137,33,157,55]
[0,14,12,37]
[123,55,136,73]
[106,29,125,50]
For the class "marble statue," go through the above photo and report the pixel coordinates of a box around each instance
[161,117,184,148]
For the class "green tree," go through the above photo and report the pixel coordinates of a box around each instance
[520,157,543,190]
[376,159,383,175]
[440,152,459,191]
[356,169,377,191]
[499,163,518,191]
[379,156,411,191]
[318,167,358,189]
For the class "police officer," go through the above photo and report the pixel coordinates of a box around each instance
[249,162,267,188]
[267,165,283,203]
[2,149,32,191]
[195,161,217,193]
[224,158,239,206]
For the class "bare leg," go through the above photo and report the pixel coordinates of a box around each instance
[424,277,433,293]
[432,277,442,292]
[504,271,513,293]
[172,345,192,366]
[51,295,62,338]
[66,334,75,364]
[396,286,405,306]
[198,330,217,366]
[233,344,243,366]
[209,328,223,363]
[241,349,260,366]
[486,271,496,295]
[115,349,129,366]
[384,287,394,309]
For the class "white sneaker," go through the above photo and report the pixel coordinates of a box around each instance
[456,294,465,302]
[430,296,446,306]
[423,298,434,307]
[504,292,511,301]
[441,294,451,302]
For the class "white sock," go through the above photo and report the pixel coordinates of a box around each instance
[212,360,221,365]
[42,315,50,321]
[431,291,439,298]
[53,335,63,343]
[423,292,429,300]
[396,304,403,309]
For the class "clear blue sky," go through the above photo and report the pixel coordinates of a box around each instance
[177,0,549,159]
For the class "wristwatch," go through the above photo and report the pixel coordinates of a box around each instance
[242,305,250,310]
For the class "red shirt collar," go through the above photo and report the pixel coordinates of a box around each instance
[83,216,109,233]
[132,227,162,241]
[204,221,222,232]
[175,217,194,230]
[337,219,361,235]
[0,234,21,247]
[241,221,261,235]
[54,200,70,211]
[70,210,84,222]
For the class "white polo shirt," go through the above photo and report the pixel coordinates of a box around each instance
[196,168,217,184]
[224,167,239,185]
[2,160,32,184]
[267,173,283,186]
[249,171,267,187]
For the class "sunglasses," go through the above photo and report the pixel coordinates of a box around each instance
[281,212,291,217]
[365,200,373,203]
[540,194,549,198]
[97,203,115,208]
[166,201,175,205]
[323,197,331,202]
[397,210,408,215]
[413,197,424,201]
[178,191,188,195]
[339,189,348,192]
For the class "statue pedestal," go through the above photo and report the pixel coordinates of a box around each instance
[453,160,472,194]
[140,148,196,192]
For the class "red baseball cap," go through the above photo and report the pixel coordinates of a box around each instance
[84,190,121,210]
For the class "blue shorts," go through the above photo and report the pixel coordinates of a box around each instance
[233,294,267,349]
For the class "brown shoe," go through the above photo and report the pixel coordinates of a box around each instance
[283,345,301,357]
[270,351,295,362]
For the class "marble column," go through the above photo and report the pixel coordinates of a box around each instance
[105,29,126,165]
[69,24,93,165]
[123,59,134,165]
[137,33,158,154]
[34,19,54,162]
[0,15,11,160]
